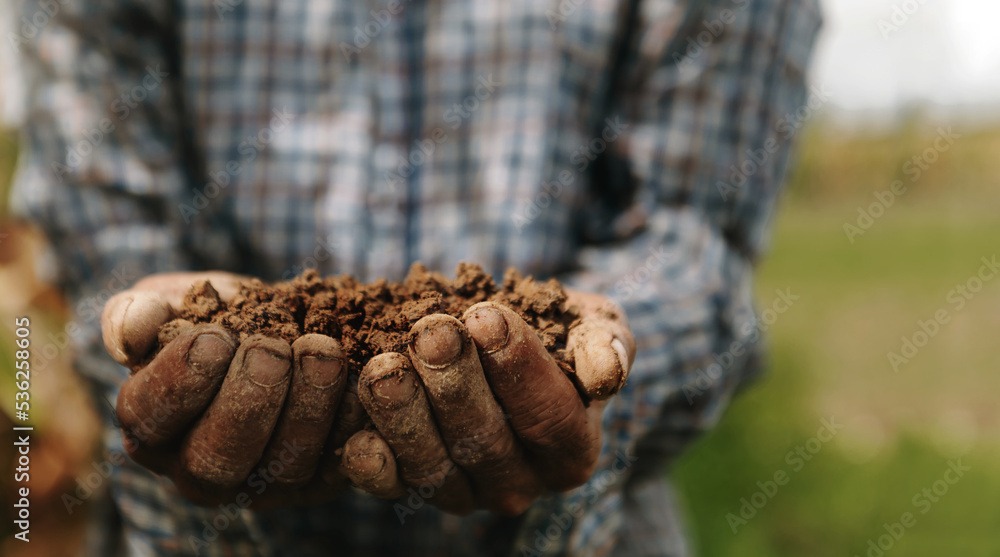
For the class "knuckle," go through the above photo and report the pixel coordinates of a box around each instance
[515,395,583,446]
[448,423,514,469]
[400,459,457,488]
[183,443,245,489]
[117,399,164,448]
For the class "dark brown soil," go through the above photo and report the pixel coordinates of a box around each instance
[157,263,580,377]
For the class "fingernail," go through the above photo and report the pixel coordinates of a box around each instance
[467,307,509,352]
[121,292,173,356]
[370,373,417,402]
[611,337,629,373]
[346,453,385,477]
[301,355,342,388]
[413,323,463,367]
[187,333,233,374]
[244,348,291,387]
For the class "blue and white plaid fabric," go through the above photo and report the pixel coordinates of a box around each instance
[11,0,821,554]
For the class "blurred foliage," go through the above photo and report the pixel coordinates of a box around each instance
[0,129,96,557]
[674,116,1000,556]
[3,115,999,554]
[785,114,1000,207]
[0,128,17,217]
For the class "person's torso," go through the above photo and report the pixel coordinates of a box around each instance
[180,0,635,283]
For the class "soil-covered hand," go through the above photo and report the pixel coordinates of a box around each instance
[102,272,364,508]
[102,270,633,515]
[341,291,635,516]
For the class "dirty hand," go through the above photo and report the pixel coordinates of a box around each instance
[341,291,635,516]
[102,272,365,508]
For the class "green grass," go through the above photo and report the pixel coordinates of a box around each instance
[0,128,17,217]
[3,117,999,554]
[673,120,1000,556]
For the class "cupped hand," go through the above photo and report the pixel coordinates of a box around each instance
[340,290,635,516]
[103,272,634,515]
[102,272,365,508]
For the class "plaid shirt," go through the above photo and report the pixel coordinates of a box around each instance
[11,0,820,554]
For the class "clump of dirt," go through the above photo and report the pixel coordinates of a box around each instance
[158,263,580,376]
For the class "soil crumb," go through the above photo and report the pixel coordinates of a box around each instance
[160,263,581,376]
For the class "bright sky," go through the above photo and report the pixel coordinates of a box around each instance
[814,0,1000,113]
[4,1,1000,124]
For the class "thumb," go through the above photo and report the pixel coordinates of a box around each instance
[567,314,634,400]
[101,271,247,369]
[102,291,175,369]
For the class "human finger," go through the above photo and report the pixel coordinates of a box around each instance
[258,334,347,486]
[180,335,292,488]
[117,324,236,465]
[358,352,475,514]
[102,291,176,369]
[339,429,407,499]
[464,302,598,490]
[408,314,541,515]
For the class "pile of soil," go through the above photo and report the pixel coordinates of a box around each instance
[158,263,580,377]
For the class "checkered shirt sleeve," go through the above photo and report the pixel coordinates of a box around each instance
[11,0,821,555]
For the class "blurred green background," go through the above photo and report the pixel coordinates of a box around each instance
[4,114,998,556]
[673,117,1000,556]
[3,1,1000,555]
